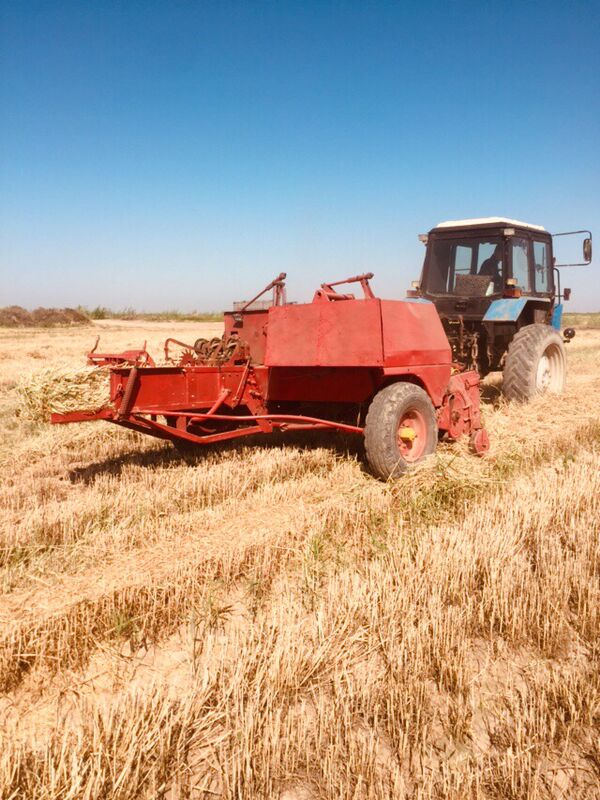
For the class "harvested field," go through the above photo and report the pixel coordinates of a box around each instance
[1,320,600,799]
[563,312,600,330]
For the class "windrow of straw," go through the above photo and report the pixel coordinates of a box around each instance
[397,385,600,509]
[15,365,113,422]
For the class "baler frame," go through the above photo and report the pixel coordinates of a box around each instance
[51,272,490,475]
[52,362,366,444]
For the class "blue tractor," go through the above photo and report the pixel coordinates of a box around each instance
[411,218,592,401]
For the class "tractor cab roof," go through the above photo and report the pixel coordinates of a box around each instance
[431,217,546,234]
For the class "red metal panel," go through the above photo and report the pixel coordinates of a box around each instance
[265,367,376,403]
[224,309,269,364]
[265,303,320,365]
[380,300,452,368]
[110,366,247,412]
[265,299,383,367]
[317,301,380,365]
[381,365,452,407]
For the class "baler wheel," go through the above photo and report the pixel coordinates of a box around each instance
[364,382,438,480]
[172,439,198,454]
[503,324,566,402]
[165,416,198,454]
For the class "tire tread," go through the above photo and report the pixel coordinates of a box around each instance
[503,324,565,402]
[364,382,437,480]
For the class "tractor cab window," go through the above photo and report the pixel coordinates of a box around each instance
[425,237,503,295]
[477,242,500,272]
[511,238,530,291]
[533,240,551,293]
[455,245,472,275]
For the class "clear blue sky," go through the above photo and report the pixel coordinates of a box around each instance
[1,1,599,311]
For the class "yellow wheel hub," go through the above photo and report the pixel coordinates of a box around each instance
[398,426,416,442]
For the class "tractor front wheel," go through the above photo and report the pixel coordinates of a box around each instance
[364,382,438,480]
[503,324,566,402]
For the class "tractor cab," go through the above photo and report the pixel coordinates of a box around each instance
[410,218,592,379]
[417,218,556,321]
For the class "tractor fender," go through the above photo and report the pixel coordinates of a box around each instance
[483,297,553,325]
[551,303,563,330]
[482,297,529,322]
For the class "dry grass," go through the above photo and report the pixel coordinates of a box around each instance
[563,312,600,330]
[15,365,112,420]
[1,322,599,799]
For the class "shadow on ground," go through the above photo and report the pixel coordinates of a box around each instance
[69,429,363,485]
[69,376,504,485]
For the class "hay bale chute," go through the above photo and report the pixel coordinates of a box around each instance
[16,366,112,422]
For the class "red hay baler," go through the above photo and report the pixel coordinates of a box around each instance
[52,273,489,479]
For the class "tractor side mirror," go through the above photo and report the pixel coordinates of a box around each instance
[583,238,592,263]
[563,288,571,301]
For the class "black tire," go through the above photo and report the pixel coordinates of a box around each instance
[503,324,566,402]
[364,382,438,480]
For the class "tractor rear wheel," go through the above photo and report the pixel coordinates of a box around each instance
[503,324,566,402]
[364,382,438,480]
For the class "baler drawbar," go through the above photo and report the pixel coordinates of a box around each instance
[52,273,489,479]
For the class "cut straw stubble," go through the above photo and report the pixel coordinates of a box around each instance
[16,365,112,421]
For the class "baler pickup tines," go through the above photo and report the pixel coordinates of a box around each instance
[86,336,155,367]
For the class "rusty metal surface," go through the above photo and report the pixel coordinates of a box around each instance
[86,336,155,367]
[265,299,384,367]
[164,334,249,366]
[223,309,269,364]
[50,271,489,460]
[436,369,487,445]
[380,300,452,367]
[237,272,287,313]
[381,365,453,407]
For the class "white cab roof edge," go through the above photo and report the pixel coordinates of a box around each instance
[435,217,546,232]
